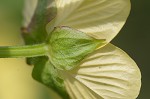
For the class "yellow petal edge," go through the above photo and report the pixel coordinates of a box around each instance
[61,44,141,99]
[47,0,131,42]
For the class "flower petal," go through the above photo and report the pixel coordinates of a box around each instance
[62,44,141,99]
[47,0,131,42]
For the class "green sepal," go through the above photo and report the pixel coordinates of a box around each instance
[32,56,70,99]
[47,26,106,70]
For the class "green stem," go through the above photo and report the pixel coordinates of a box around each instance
[0,43,48,58]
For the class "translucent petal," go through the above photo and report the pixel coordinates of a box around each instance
[23,0,38,27]
[47,0,131,42]
[62,44,141,99]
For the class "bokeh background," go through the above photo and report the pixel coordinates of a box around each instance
[0,0,149,99]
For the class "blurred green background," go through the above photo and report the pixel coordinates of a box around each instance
[0,0,149,99]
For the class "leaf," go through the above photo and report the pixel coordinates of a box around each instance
[32,56,70,99]
[47,0,131,42]
[61,43,141,99]
[47,26,105,70]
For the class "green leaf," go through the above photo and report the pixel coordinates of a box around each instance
[32,56,70,99]
[61,43,141,99]
[47,27,105,70]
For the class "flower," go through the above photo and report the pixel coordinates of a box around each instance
[23,0,141,99]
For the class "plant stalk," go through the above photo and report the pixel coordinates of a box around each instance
[0,43,48,58]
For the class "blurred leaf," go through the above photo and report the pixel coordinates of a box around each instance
[32,56,70,99]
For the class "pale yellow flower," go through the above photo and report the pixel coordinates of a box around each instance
[23,0,141,99]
